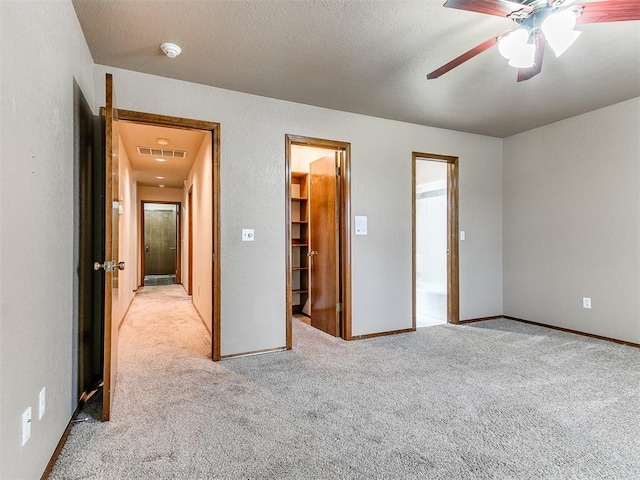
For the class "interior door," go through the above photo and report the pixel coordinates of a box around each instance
[100,73,121,421]
[309,154,340,336]
[144,207,177,275]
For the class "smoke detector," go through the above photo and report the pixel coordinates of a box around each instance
[160,42,182,59]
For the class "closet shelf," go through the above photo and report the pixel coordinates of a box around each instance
[291,171,309,315]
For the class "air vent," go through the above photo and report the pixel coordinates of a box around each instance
[137,146,186,159]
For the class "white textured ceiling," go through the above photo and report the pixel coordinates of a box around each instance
[73,0,640,138]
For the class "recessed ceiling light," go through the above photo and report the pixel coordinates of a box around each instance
[157,138,169,145]
[159,184,165,188]
[155,158,166,163]
[156,176,165,179]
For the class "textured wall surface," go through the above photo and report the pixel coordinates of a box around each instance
[183,134,213,333]
[503,98,640,343]
[0,2,96,478]
[93,65,504,353]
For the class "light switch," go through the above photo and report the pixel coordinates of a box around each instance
[355,216,367,236]
[460,231,466,241]
[242,229,254,242]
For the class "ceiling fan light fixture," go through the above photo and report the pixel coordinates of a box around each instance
[542,9,581,57]
[498,29,535,68]
[507,46,536,68]
[498,29,527,59]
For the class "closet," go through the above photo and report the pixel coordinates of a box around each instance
[286,137,350,342]
[290,171,309,316]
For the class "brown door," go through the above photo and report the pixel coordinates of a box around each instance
[100,73,121,421]
[309,154,340,336]
[144,207,177,275]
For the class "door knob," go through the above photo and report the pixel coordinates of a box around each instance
[94,261,107,271]
[307,250,318,257]
[93,260,125,272]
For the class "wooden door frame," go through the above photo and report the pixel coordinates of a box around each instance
[412,152,460,326]
[285,134,352,347]
[117,109,222,361]
[140,201,182,285]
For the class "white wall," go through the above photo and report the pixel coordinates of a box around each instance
[503,97,640,343]
[114,137,136,326]
[0,1,96,478]
[415,162,448,290]
[94,65,504,355]
[138,186,183,203]
[183,134,214,333]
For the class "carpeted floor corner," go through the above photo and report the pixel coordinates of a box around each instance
[50,285,640,479]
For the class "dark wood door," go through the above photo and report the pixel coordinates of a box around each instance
[309,155,340,336]
[144,208,177,275]
[75,80,105,403]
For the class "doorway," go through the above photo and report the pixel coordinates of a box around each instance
[114,109,221,362]
[285,135,352,346]
[412,152,459,326]
[141,202,181,286]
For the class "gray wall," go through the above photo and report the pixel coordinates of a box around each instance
[93,65,504,355]
[0,5,504,475]
[503,97,640,343]
[2,2,637,478]
[0,1,96,478]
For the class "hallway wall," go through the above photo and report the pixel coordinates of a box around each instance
[114,138,137,328]
[183,134,214,333]
[0,2,96,478]
[94,65,504,356]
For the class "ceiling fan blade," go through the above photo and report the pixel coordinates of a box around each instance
[517,32,545,82]
[427,34,502,79]
[443,0,532,18]
[575,0,640,24]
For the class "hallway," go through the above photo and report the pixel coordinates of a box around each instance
[50,285,213,478]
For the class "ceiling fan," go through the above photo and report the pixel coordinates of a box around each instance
[427,0,640,82]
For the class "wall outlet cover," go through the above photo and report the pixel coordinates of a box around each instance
[354,216,367,236]
[39,387,46,420]
[242,229,255,241]
[21,407,32,446]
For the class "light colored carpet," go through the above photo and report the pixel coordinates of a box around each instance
[50,285,640,479]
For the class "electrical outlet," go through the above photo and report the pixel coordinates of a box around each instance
[242,229,255,241]
[21,407,32,446]
[583,297,592,309]
[39,387,46,420]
